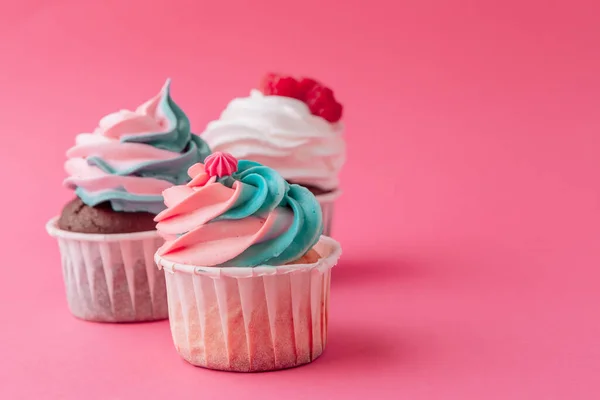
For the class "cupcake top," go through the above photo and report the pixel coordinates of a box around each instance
[155,152,323,267]
[200,74,345,192]
[64,80,211,214]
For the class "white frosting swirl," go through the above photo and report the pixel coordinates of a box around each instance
[200,90,345,191]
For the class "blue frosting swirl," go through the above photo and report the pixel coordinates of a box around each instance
[216,160,323,267]
[73,80,211,214]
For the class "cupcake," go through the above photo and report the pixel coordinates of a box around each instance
[154,152,342,372]
[46,80,211,322]
[200,73,345,235]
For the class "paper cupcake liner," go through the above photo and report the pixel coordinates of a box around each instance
[155,236,342,372]
[315,190,341,237]
[46,217,168,323]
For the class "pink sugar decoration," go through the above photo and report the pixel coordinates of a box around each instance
[204,152,238,178]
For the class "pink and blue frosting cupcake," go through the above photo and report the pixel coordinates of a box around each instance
[154,152,341,371]
[47,80,211,323]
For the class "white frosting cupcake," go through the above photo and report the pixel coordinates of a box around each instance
[201,75,345,192]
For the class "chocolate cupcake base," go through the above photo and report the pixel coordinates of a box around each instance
[58,198,157,234]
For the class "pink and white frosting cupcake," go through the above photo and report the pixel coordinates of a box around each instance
[154,152,342,371]
[200,74,346,234]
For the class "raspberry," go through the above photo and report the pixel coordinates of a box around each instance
[296,77,320,101]
[306,85,334,103]
[259,73,299,98]
[320,100,343,123]
[305,85,343,123]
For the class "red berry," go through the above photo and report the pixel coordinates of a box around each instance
[305,85,343,123]
[259,74,299,98]
[320,101,343,123]
[296,77,320,101]
[306,85,334,102]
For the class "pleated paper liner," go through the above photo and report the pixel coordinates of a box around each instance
[155,236,342,372]
[46,217,168,322]
[315,189,341,236]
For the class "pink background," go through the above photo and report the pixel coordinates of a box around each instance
[1,0,599,398]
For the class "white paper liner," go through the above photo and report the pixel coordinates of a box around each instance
[315,189,341,237]
[155,236,342,372]
[46,217,168,322]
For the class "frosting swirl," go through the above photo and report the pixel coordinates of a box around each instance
[200,90,345,191]
[64,80,211,214]
[155,158,323,267]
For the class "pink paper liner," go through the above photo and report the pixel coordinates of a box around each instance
[316,190,341,237]
[155,236,342,372]
[46,217,168,323]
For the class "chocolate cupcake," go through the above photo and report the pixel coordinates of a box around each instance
[46,80,211,322]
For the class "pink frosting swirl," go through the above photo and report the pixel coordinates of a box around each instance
[155,162,294,266]
[64,80,211,214]
[64,112,179,195]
